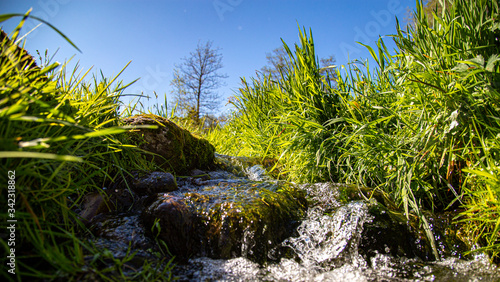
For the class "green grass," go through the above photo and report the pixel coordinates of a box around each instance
[208,0,500,262]
[0,11,173,281]
[1,1,499,280]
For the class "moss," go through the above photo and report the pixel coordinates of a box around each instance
[185,182,307,264]
[144,180,307,264]
[123,114,215,174]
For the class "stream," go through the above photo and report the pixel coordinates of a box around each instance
[173,188,498,281]
[87,154,500,281]
[171,155,500,281]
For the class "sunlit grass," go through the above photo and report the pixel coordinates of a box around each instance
[1,2,499,280]
[209,0,500,262]
[0,11,173,280]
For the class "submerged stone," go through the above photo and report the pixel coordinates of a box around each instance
[89,214,155,251]
[123,114,215,174]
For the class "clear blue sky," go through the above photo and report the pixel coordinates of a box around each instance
[1,0,415,115]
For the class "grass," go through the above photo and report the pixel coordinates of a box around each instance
[208,0,500,262]
[0,11,174,281]
[1,1,499,280]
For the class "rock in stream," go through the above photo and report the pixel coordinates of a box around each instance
[80,154,307,267]
[77,151,500,281]
[123,114,215,174]
[142,170,307,263]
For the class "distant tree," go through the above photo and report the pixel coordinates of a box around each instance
[260,46,289,80]
[318,54,337,84]
[260,46,337,84]
[406,0,450,27]
[171,41,228,122]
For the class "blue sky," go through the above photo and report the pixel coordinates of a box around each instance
[1,0,415,115]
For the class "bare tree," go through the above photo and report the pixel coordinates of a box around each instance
[405,0,450,28]
[260,46,337,84]
[319,54,337,85]
[260,46,289,80]
[171,41,227,121]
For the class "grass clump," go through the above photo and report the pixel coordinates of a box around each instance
[0,12,173,280]
[209,0,500,262]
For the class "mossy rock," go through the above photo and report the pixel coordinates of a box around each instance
[123,114,215,174]
[143,181,307,264]
[341,188,470,262]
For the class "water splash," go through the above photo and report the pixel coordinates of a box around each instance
[282,202,369,267]
[152,157,500,281]
[246,165,272,181]
[172,180,500,281]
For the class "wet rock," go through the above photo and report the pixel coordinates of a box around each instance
[132,171,177,195]
[89,214,155,251]
[79,192,114,224]
[143,181,307,264]
[194,183,306,264]
[359,202,428,262]
[79,188,136,224]
[143,195,196,262]
[123,114,215,174]
[355,200,469,263]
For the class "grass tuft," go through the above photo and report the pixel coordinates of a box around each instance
[0,11,173,280]
[209,0,500,262]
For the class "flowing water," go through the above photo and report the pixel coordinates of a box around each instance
[88,155,500,281]
[170,159,500,281]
